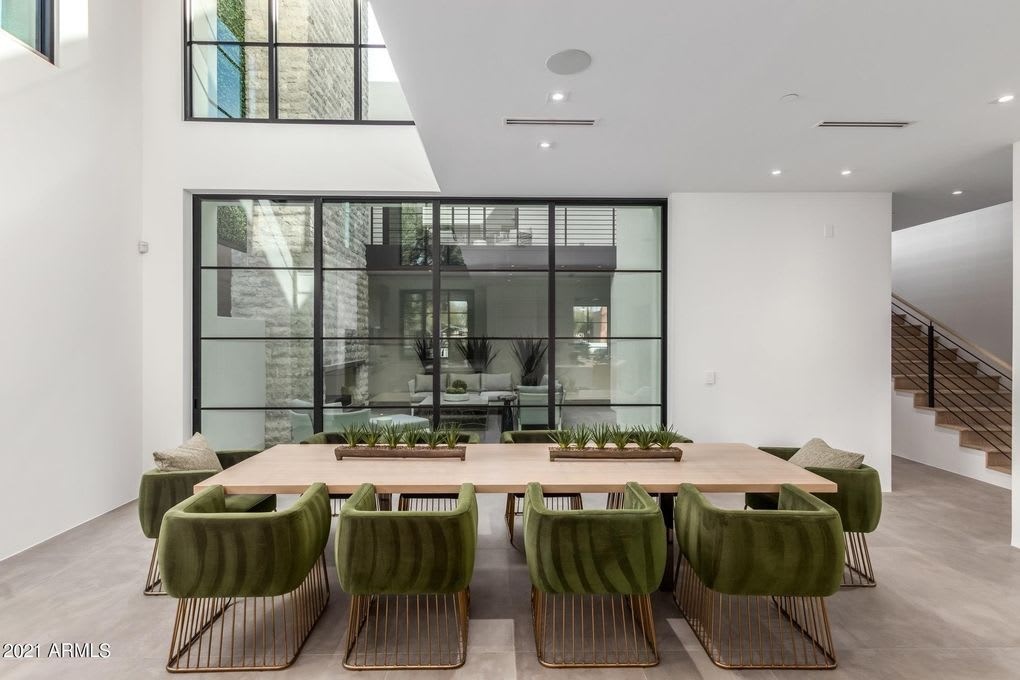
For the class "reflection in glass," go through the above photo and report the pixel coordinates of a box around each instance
[439,204,549,268]
[278,47,355,120]
[200,409,294,450]
[555,340,661,404]
[440,272,549,337]
[200,199,315,267]
[555,272,660,338]
[362,48,413,120]
[191,0,268,42]
[201,339,313,407]
[201,270,313,338]
[555,206,661,270]
[277,0,353,43]
[323,202,432,268]
[191,44,270,119]
[561,406,661,430]
[323,339,426,407]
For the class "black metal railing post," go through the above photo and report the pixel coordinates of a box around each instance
[927,322,936,408]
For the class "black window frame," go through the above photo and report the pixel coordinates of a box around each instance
[1,0,54,63]
[183,0,414,125]
[192,194,668,441]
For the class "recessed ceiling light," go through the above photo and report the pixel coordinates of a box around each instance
[539,141,552,149]
[996,94,1015,104]
[771,169,782,176]
[841,169,853,176]
[549,91,566,102]
[952,190,963,195]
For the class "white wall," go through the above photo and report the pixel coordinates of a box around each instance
[892,203,1012,360]
[892,388,1010,489]
[0,2,143,559]
[668,193,893,489]
[1013,144,1020,548]
[139,0,439,463]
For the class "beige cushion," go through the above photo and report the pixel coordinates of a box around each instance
[153,433,222,472]
[448,372,481,392]
[788,438,864,470]
[481,372,512,391]
[414,374,435,393]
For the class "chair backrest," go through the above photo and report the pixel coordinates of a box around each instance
[335,483,478,595]
[500,430,561,444]
[138,469,217,539]
[158,483,330,598]
[675,483,844,597]
[523,481,665,595]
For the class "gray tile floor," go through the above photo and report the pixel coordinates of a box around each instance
[1,457,1018,679]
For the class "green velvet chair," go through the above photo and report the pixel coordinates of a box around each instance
[335,483,478,670]
[159,483,331,672]
[499,430,583,546]
[674,483,844,669]
[138,449,274,596]
[746,446,883,587]
[523,481,666,668]
[395,432,481,511]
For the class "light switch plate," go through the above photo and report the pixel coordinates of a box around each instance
[704,371,716,385]
[824,224,835,238]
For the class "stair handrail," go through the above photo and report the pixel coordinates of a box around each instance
[892,293,1012,380]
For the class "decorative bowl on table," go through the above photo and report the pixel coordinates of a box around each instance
[444,386,469,402]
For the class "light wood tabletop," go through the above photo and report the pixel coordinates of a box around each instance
[195,442,837,495]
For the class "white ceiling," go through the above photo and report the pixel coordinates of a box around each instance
[371,0,1019,229]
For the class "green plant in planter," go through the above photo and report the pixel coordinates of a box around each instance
[454,336,499,373]
[511,337,549,386]
[572,424,591,449]
[362,425,382,448]
[423,428,445,449]
[551,429,574,449]
[609,426,632,449]
[632,427,657,450]
[654,426,682,449]
[342,424,364,448]
[403,427,425,446]
[381,424,402,449]
[443,424,462,448]
[590,423,613,449]
[413,334,433,373]
[446,379,468,395]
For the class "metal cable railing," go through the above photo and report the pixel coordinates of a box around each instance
[892,299,1012,459]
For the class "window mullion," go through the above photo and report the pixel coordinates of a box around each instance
[268,0,279,120]
[353,0,363,122]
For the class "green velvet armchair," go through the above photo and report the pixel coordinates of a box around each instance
[746,446,882,586]
[158,483,331,672]
[335,483,478,670]
[674,483,844,669]
[522,481,665,668]
[498,431,583,547]
[137,449,274,595]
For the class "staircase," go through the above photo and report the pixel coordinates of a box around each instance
[891,299,1012,474]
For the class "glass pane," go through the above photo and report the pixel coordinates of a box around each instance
[191,44,269,118]
[323,202,432,268]
[201,339,313,407]
[191,0,269,42]
[556,339,661,404]
[438,338,543,388]
[440,271,548,337]
[361,48,412,120]
[278,0,354,43]
[200,409,296,449]
[439,204,548,268]
[324,270,434,337]
[1,0,37,48]
[556,272,660,338]
[199,199,315,267]
[360,0,385,44]
[555,205,661,270]
[201,270,313,338]
[324,407,426,434]
[561,406,661,430]
[324,339,428,408]
[278,47,355,120]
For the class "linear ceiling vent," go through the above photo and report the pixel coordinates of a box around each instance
[816,120,913,129]
[504,117,597,126]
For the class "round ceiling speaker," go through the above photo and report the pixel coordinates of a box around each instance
[546,49,592,75]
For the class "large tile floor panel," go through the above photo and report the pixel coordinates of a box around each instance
[0,457,1017,678]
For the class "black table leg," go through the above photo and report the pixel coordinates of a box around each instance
[658,492,676,592]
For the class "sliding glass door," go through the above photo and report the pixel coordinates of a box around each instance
[193,196,666,449]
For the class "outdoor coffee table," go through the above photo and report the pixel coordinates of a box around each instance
[369,413,430,431]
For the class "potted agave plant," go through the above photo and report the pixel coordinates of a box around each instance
[547,424,686,461]
[334,423,469,461]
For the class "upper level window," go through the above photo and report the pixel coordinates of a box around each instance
[185,0,412,124]
[0,0,54,62]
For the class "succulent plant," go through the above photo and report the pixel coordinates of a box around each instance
[551,429,574,449]
[381,424,402,449]
[362,425,382,448]
[450,379,468,390]
[632,426,657,450]
[403,427,425,446]
[341,424,363,448]
[590,423,613,449]
[571,424,591,449]
[423,428,445,449]
[609,426,632,449]
[654,425,682,449]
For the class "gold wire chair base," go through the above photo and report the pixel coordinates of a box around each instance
[606,492,664,509]
[342,590,470,670]
[397,494,459,512]
[504,493,583,546]
[332,493,391,515]
[144,539,166,596]
[165,554,330,673]
[673,557,837,670]
[531,587,659,668]
[842,531,876,587]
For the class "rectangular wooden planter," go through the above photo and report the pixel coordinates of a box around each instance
[334,445,467,461]
[548,445,683,462]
